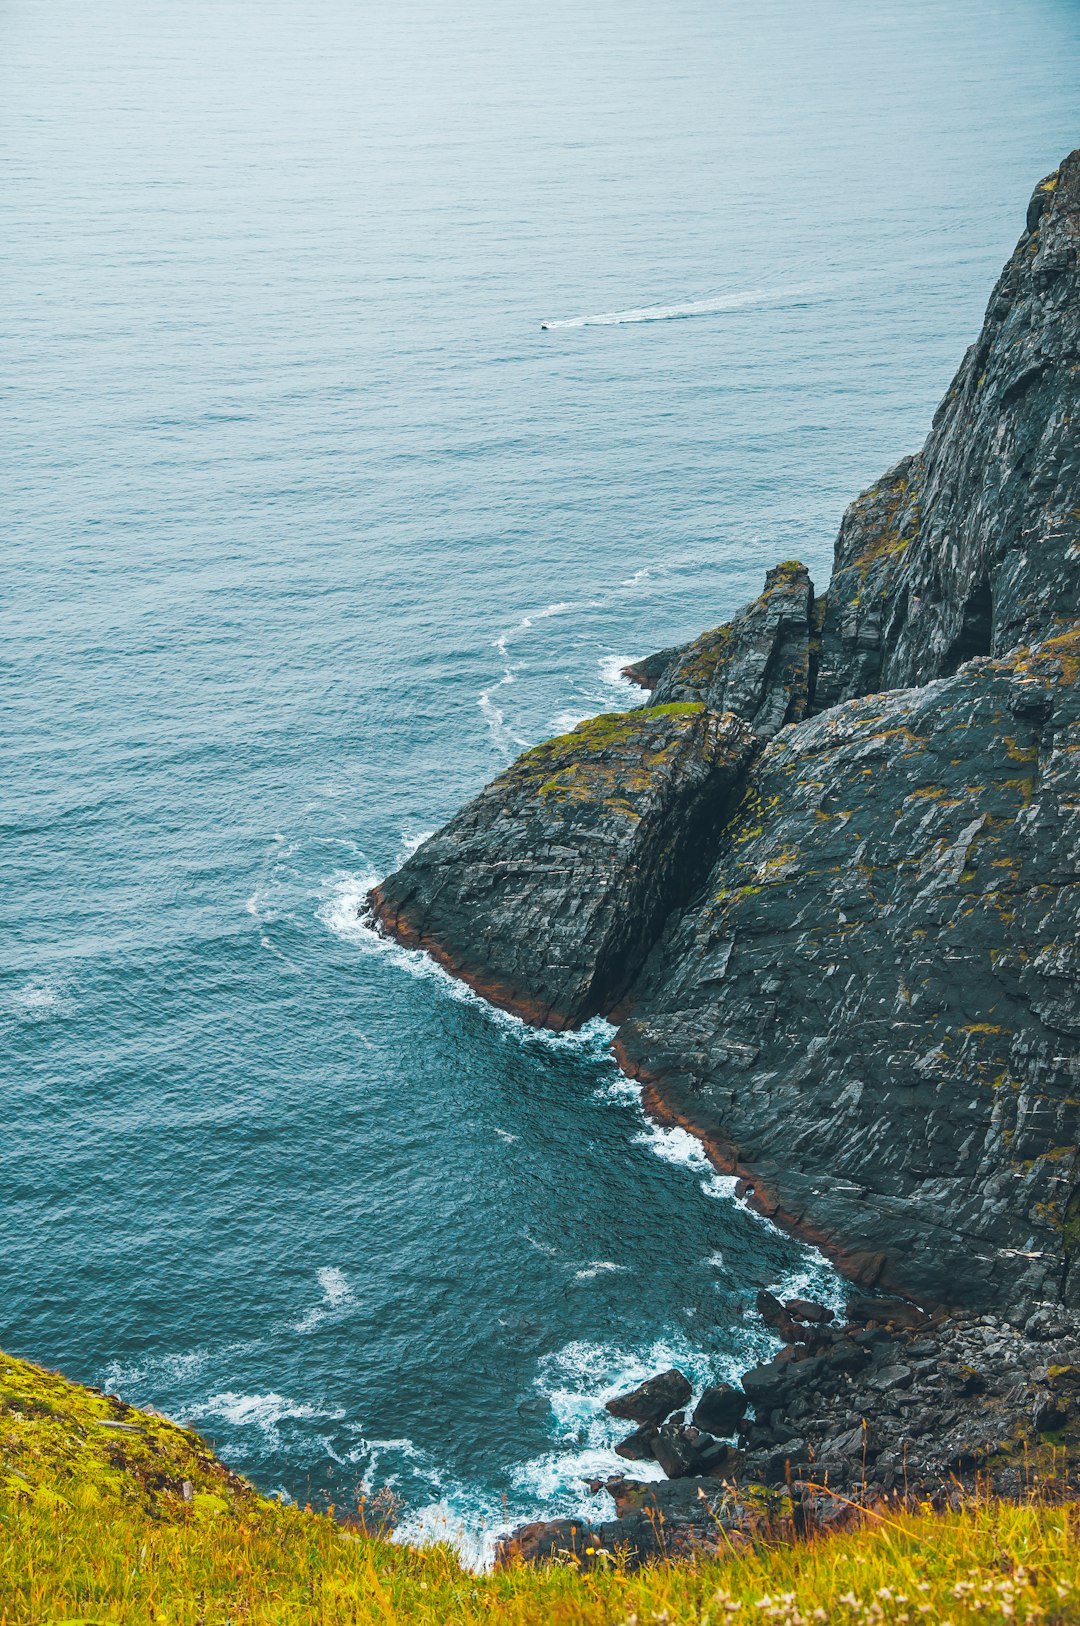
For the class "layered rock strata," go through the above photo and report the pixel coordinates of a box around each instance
[620,631,1080,1315]
[816,152,1080,708]
[369,704,754,1028]
[371,154,1080,1313]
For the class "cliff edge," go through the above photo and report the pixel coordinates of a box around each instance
[370,153,1080,1318]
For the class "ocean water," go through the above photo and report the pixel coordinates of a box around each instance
[3,0,1079,1559]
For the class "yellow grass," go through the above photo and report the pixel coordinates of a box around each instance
[3,1347,1079,1624]
[3,1495,1080,1625]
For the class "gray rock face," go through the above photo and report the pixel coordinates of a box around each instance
[371,153,1080,1314]
[816,153,1080,709]
[368,705,754,1029]
[642,560,816,740]
[617,633,1080,1314]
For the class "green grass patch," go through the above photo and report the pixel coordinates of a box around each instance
[5,1493,1080,1624]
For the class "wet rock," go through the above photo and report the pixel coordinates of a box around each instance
[786,1299,834,1325]
[847,1297,930,1330]
[1026,1308,1071,1341]
[692,1382,747,1437]
[741,1358,793,1405]
[613,1423,658,1461]
[494,1519,603,1567]
[868,1364,913,1392]
[825,1341,871,1376]
[605,1368,692,1427]
[647,1423,729,1480]
[622,646,682,691]
[370,705,755,1029]
[763,1440,809,1483]
[650,1423,706,1478]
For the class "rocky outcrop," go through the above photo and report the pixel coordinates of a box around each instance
[815,153,1080,708]
[604,1367,692,1426]
[372,153,1080,1315]
[368,705,755,1028]
[633,561,816,740]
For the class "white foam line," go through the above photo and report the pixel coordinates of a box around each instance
[601,1070,841,1305]
[398,828,435,861]
[291,1266,356,1334]
[184,1391,345,1445]
[597,654,639,693]
[541,284,818,330]
[480,599,609,753]
[317,868,617,1057]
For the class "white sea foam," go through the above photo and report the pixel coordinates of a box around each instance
[573,1260,628,1280]
[632,1120,714,1175]
[393,1320,789,1570]
[293,1265,355,1333]
[494,1128,519,1143]
[185,1390,345,1445]
[540,284,816,330]
[10,978,65,1020]
[597,654,639,691]
[393,1499,500,1572]
[768,1259,847,1315]
[100,1345,229,1395]
[360,1434,428,1492]
[318,1266,350,1304]
[478,671,525,754]
[603,1065,842,1305]
[398,829,434,862]
[522,1231,560,1256]
[317,868,617,1058]
[550,709,591,734]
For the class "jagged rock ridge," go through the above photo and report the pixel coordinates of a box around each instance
[626,560,817,740]
[370,153,1080,1315]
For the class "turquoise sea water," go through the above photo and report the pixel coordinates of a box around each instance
[4,0,1079,1556]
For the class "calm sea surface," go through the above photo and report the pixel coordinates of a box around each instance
[3,0,1079,1555]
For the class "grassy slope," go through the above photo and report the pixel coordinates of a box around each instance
[3,1349,1079,1625]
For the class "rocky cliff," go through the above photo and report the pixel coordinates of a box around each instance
[370,704,754,1028]
[369,153,1080,1318]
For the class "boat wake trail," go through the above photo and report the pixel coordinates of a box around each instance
[540,284,817,330]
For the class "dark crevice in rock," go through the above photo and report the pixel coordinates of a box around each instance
[941,576,993,675]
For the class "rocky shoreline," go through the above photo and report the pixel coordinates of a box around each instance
[367,151,1080,1559]
[498,1292,1080,1567]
